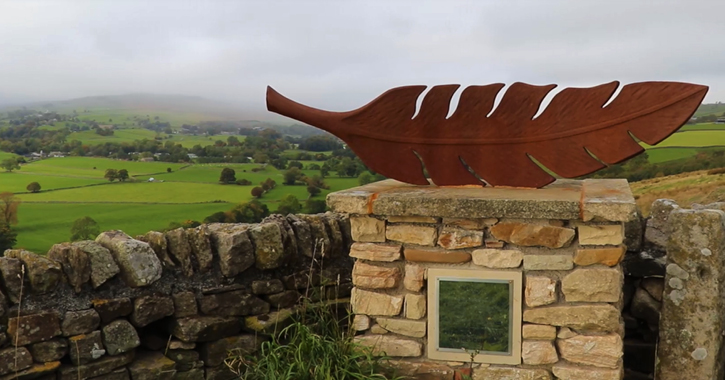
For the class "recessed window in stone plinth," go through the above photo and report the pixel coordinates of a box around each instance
[427,268,522,364]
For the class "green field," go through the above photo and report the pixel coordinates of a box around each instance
[679,123,725,131]
[14,203,232,253]
[3,156,358,253]
[63,128,247,148]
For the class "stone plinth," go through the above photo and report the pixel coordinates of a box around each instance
[329,179,632,380]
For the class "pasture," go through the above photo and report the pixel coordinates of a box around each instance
[3,156,358,254]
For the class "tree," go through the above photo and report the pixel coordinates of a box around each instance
[104,169,118,182]
[70,216,100,241]
[236,178,252,186]
[358,172,374,185]
[251,187,264,198]
[305,199,327,214]
[219,168,236,183]
[307,185,321,197]
[1,158,20,172]
[284,167,304,185]
[288,161,303,169]
[225,200,269,223]
[203,211,227,224]
[0,192,20,227]
[253,152,269,164]
[26,182,41,193]
[276,194,302,215]
[167,167,172,173]
[0,225,17,254]
[306,175,329,190]
[117,169,129,182]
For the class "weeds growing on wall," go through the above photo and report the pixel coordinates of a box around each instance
[225,240,400,380]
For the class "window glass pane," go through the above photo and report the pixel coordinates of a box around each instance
[438,279,510,353]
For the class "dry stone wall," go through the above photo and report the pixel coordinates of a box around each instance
[330,179,634,380]
[0,213,352,380]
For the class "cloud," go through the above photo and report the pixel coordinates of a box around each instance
[0,0,722,118]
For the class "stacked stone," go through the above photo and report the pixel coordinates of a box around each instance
[0,213,352,380]
[330,179,633,380]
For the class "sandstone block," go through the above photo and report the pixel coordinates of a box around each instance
[354,335,422,357]
[169,340,195,350]
[248,222,288,270]
[4,249,63,294]
[199,335,263,367]
[645,199,679,249]
[523,304,620,332]
[437,226,483,250]
[136,230,175,268]
[165,228,195,276]
[404,264,425,292]
[187,225,213,272]
[102,319,140,355]
[386,224,437,246]
[127,351,176,380]
[522,340,558,365]
[68,331,106,365]
[375,318,426,338]
[578,224,624,246]
[490,222,575,248]
[198,290,269,317]
[442,217,497,229]
[370,324,388,334]
[523,254,573,270]
[351,216,386,242]
[473,366,552,380]
[251,279,285,295]
[72,241,120,288]
[172,291,198,318]
[62,309,101,337]
[353,315,370,331]
[130,295,175,327]
[557,334,623,368]
[525,276,557,307]
[95,231,162,287]
[404,248,471,263]
[562,268,622,303]
[349,242,402,262]
[351,288,403,316]
[0,347,33,376]
[485,239,505,248]
[388,216,438,224]
[552,363,622,380]
[521,324,556,340]
[170,316,242,343]
[472,249,523,268]
[8,311,62,346]
[574,246,625,266]
[557,327,578,339]
[207,223,255,277]
[92,298,133,324]
[352,262,400,289]
[405,293,426,320]
[244,309,295,335]
[29,338,68,362]
[57,350,134,380]
[0,257,23,302]
[48,242,91,293]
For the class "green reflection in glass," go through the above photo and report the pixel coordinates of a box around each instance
[438,279,510,353]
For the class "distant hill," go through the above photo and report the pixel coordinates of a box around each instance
[695,103,725,118]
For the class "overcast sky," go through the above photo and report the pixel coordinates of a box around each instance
[0,0,723,118]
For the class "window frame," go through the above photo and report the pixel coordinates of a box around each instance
[427,268,522,364]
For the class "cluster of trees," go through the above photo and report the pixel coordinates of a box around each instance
[251,178,277,198]
[70,216,100,241]
[104,169,130,182]
[590,149,725,182]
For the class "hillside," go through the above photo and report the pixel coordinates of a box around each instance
[630,169,725,215]
[694,102,725,117]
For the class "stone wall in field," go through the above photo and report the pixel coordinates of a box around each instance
[0,213,353,380]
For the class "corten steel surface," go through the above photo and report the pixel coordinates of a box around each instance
[266,81,708,188]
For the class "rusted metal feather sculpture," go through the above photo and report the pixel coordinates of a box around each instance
[266,81,707,188]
